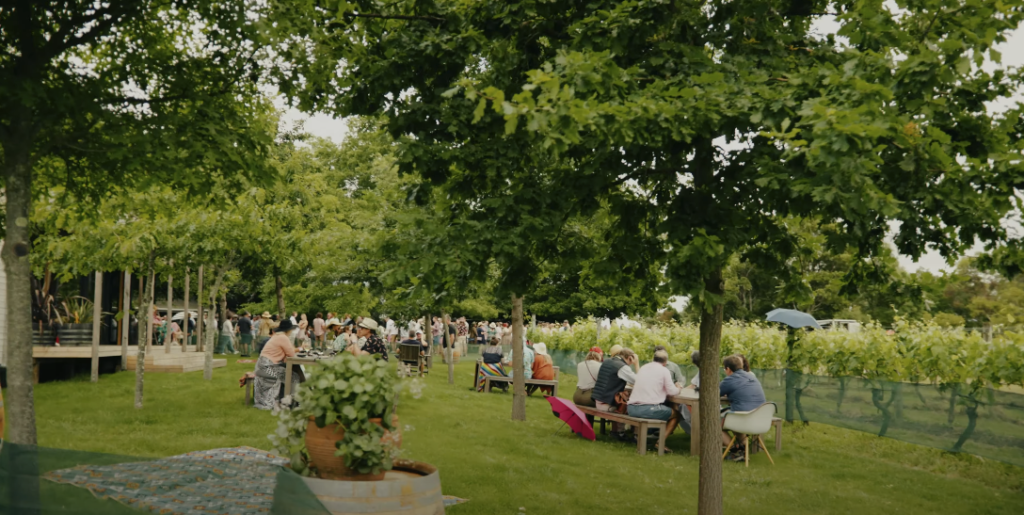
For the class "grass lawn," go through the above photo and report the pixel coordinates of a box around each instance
[19,354,1024,514]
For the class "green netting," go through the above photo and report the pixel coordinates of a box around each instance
[545,349,1024,468]
[0,443,331,515]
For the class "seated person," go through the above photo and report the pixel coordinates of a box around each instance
[502,338,534,379]
[679,350,701,432]
[326,318,346,351]
[528,343,555,396]
[481,337,504,364]
[720,354,767,461]
[350,318,388,361]
[591,348,638,442]
[399,330,429,373]
[653,345,684,385]
[627,350,683,446]
[573,347,603,407]
[253,319,298,410]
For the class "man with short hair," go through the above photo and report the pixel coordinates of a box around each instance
[653,345,685,385]
[720,354,767,461]
[591,348,638,441]
[627,350,683,443]
[237,312,253,356]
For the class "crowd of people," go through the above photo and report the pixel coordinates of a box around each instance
[571,344,766,458]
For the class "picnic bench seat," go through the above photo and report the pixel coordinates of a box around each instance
[481,365,560,398]
[575,404,669,456]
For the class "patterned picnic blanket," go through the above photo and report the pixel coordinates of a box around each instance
[44,447,297,515]
[44,446,469,514]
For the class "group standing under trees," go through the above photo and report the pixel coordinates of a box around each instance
[4,2,1024,515]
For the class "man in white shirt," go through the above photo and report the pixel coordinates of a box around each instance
[384,316,398,345]
[627,350,683,438]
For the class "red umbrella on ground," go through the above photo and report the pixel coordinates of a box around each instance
[545,396,596,441]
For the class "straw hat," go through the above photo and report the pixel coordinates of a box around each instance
[608,344,623,357]
[533,342,549,356]
[489,322,496,329]
[261,311,272,319]
[324,317,342,329]
[358,318,379,331]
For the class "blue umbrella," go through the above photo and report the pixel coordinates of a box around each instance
[766,308,822,330]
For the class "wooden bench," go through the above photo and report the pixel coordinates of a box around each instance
[482,366,560,398]
[575,404,669,456]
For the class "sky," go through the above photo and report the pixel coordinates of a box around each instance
[281,17,1024,277]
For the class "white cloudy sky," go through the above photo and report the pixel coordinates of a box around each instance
[281,17,1024,275]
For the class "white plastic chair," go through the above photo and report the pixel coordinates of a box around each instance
[721,402,777,467]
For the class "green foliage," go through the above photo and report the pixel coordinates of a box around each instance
[271,353,400,477]
[535,319,1024,390]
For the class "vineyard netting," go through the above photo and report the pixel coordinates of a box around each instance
[0,443,331,515]
[538,346,1024,468]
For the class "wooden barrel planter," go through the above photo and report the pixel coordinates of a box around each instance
[57,323,93,346]
[301,460,444,515]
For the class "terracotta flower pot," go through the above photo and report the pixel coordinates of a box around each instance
[306,415,401,481]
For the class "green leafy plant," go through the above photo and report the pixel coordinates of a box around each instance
[269,353,400,477]
[61,296,94,325]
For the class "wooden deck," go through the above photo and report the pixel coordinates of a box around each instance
[33,344,227,374]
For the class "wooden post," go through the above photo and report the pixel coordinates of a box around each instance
[443,311,454,384]
[183,267,190,351]
[146,268,155,355]
[90,271,102,382]
[511,295,526,421]
[121,271,130,371]
[196,265,204,353]
[164,261,174,353]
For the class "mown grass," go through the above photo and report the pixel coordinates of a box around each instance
[18,353,1024,514]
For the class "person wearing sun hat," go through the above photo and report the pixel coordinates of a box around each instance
[574,346,604,407]
[608,344,623,358]
[324,317,346,352]
[528,342,555,395]
[351,317,388,361]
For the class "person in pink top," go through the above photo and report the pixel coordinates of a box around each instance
[626,349,683,441]
[312,312,326,350]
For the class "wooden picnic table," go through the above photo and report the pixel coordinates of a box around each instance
[283,356,321,397]
[668,388,782,456]
[668,388,703,456]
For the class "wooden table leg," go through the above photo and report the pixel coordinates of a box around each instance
[284,361,294,397]
[638,422,648,455]
[690,401,701,456]
[658,423,668,456]
[775,420,782,451]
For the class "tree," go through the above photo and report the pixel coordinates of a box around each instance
[0,0,276,445]
[273,2,1024,514]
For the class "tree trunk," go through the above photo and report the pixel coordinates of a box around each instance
[275,274,285,318]
[424,313,430,369]
[951,397,979,452]
[443,311,454,384]
[511,294,526,421]
[197,265,204,353]
[2,138,37,445]
[91,271,103,382]
[135,253,155,409]
[121,271,131,371]
[164,263,174,353]
[204,266,226,380]
[183,268,190,351]
[697,268,724,515]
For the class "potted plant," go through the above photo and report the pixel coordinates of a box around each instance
[269,355,443,514]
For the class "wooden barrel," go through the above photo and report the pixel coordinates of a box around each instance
[57,324,92,346]
[301,460,444,515]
